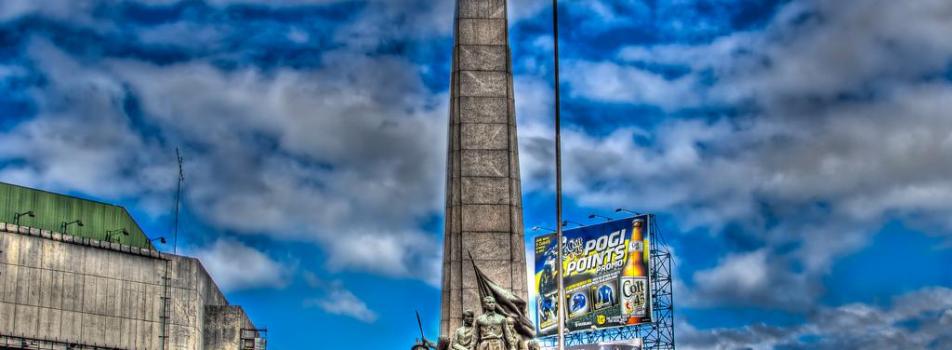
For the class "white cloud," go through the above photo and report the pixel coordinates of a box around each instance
[192,239,290,292]
[0,0,341,22]
[0,0,453,57]
[508,0,550,23]
[0,0,98,24]
[203,0,343,6]
[0,37,446,285]
[0,42,174,199]
[534,83,952,309]
[612,0,952,108]
[325,230,441,287]
[693,250,769,300]
[304,280,378,323]
[678,320,794,350]
[516,0,952,311]
[679,287,952,349]
[6,0,952,314]
[564,60,701,110]
[0,0,518,287]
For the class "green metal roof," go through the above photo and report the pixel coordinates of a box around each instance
[0,182,155,249]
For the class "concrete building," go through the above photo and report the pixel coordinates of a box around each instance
[440,0,528,336]
[0,182,265,350]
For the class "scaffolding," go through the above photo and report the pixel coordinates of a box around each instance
[540,215,676,349]
[239,328,267,350]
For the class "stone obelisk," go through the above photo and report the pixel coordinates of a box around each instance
[440,0,527,336]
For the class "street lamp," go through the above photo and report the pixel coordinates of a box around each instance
[561,220,583,228]
[588,213,613,222]
[13,210,34,226]
[105,228,129,243]
[615,208,641,215]
[148,236,167,251]
[62,220,84,234]
[531,226,557,233]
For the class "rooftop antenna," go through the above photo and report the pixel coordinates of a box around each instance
[172,148,185,254]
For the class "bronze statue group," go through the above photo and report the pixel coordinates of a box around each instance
[413,296,541,350]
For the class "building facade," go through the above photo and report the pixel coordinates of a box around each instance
[0,182,264,350]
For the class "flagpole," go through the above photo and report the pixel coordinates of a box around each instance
[552,1,565,349]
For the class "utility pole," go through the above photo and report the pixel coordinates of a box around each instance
[172,148,184,255]
[160,148,185,349]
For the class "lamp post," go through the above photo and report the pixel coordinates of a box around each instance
[149,236,167,250]
[615,208,641,216]
[588,213,613,222]
[531,226,557,233]
[561,220,583,228]
[105,228,129,243]
[62,220,83,235]
[13,210,34,226]
[553,1,565,348]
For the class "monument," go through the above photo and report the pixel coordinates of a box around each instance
[441,0,529,341]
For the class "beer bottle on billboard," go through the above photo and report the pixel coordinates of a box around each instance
[622,219,647,277]
[621,218,648,319]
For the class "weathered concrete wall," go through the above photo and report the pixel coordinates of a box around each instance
[166,254,232,350]
[0,224,165,349]
[203,305,255,350]
[0,223,253,350]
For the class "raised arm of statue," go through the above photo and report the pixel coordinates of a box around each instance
[501,317,516,350]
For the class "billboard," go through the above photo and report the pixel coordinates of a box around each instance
[533,216,652,336]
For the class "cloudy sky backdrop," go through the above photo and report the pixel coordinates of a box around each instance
[2,0,951,348]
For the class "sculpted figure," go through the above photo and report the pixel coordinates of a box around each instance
[473,296,515,350]
[451,310,476,350]
[504,316,529,350]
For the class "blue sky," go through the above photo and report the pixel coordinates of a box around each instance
[2,0,952,349]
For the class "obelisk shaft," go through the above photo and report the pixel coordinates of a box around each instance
[440,0,527,336]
